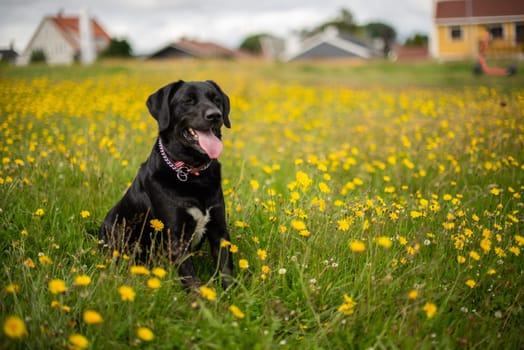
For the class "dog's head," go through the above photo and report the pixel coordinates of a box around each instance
[146,80,230,160]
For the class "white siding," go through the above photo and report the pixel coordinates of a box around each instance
[18,20,76,65]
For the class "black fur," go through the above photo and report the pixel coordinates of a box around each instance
[100,80,233,290]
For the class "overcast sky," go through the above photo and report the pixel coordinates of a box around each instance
[0,0,432,54]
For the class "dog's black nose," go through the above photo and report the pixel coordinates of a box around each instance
[205,109,223,123]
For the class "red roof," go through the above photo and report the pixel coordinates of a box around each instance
[175,39,236,58]
[436,0,524,19]
[48,15,111,49]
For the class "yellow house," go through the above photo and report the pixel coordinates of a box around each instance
[431,0,524,60]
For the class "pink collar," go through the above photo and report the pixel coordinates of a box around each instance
[158,139,212,182]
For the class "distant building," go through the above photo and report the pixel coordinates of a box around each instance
[149,39,247,60]
[0,43,18,64]
[18,12,111,65]
[431,0,524,60]
[286,27,375,61]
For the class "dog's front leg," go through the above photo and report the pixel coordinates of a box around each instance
[208,207,234,289]
[210,238,233,289]
[177,257,201,290]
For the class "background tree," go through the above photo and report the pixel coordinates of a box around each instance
[303,8,360,37]
[404,33,428,47]
[239,34,268,54]
[363,22,397,56]
[99,38,133,58]
[30,49,46,64]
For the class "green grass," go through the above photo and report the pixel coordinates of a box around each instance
[1,59,523,349]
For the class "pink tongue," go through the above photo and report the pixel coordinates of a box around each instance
[195,130,223,159]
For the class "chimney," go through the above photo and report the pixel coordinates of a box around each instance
[80,7,96,65]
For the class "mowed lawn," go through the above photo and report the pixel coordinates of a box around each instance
[1,60,523,349]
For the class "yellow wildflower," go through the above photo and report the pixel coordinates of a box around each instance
[375,236,392,249]
[422,302,437,319]
[465,279,476,288]
[3,315,28,339]
[146,277,161,289]
[257,249,267,261]
[152,267,167,278]
[69,334,89,349]
[228,305,245,319]
[118,285,136,302]
[83,310,103,324]
[238,259,249,269]
[149,219,164,232]
[349,240,366,253]
[48,279,67,294]
[408,290,418,300]
[338,294,357,315]
[130,265,150,275]
[74,275,91,286]
[199,286,216,301]
[136,327,154,341]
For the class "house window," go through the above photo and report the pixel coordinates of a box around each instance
[516,23,524,44]
[488,25,503,39]
[450,26,462,41]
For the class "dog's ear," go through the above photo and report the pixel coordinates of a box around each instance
[146,80,185,132]
[206,80,231,128]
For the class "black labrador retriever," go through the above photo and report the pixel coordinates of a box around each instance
[100,80,233,290]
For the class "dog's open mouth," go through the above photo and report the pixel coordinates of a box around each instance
[184,128,223,159]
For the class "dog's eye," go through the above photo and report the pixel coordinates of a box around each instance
[183,95,197,105]
[213,96,222,106]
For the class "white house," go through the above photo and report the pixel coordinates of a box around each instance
[285,27,375,61]
[18,12,111,65]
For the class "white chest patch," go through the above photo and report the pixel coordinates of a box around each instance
[186,207,211,248]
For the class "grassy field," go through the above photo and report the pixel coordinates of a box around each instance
[1,59,523,349]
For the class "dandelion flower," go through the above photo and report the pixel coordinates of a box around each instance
[130,265,150,275]
[338,294,357,316]
[337,219,350,231]
[149,219,164,232]
[152,267,167,278]
[238,259,249,269]
[3,315,28,339]
[235,221,249,228]
[5,284,20,294]
[257,249,267,261]
[146,278,161,289]
[48,279,67,294]
[375,236,392,249]
[408,290,418,300]
[23,258,35,268]
[136,327,154,341]
[410,210,423,218]
[249,179,259,191]
[465,279,476,288]
[291,220,306,231]
[80,210,90,218]
[228,305,245,319]
[38,254,52,266]
[83,310,103,324]
[199,286,216,301]
[349,240,366,253]
[68,334,89,349]
[422,302,437,319]
[34,208,44,216]
[220,240,231,248]
[469,251,480,261]
[229,244,238,253]
[118,285,136,302]
[74,275,91,286]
